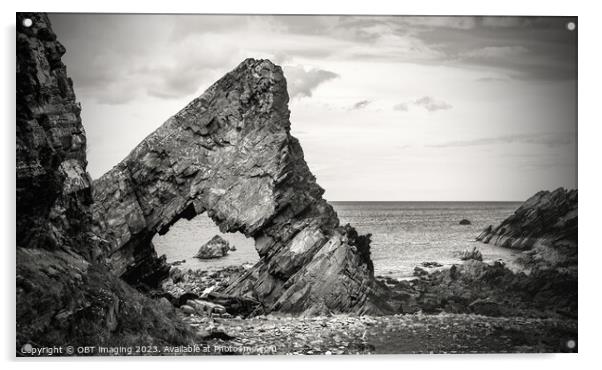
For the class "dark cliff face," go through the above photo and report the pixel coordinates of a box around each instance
[477,188,577,270]
[16,13,194,350]
[16,12,94,258]
[92,58,389,315]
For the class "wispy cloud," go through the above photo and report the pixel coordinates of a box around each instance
[428,132,576,148]
[394,96,452,112]
[475,76,510,83]
[349,100,372,110]
[414,96,453,112]
[460,46,529,60]
[393,102,409,111]
[283,65,339,98]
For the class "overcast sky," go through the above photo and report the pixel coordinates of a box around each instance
[49,14,577,201]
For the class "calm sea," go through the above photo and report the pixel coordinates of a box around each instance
[153,201,523,279]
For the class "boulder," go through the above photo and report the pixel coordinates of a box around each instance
[198,327,236,340]
[468,298,501,316]
[91,57,392,315]
[169,267,185,283]
[202,291,262,317]
[194,235,231,259]
[187,299,227,315]
[459,219,471,225]
[180,305,196,315]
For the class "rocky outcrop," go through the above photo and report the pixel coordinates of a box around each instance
[384,260,577,318]
[194,235,232,259]
[458,247,483,261]
[476,188,577,270]
[91,58,391,315]
[16,13,194,351]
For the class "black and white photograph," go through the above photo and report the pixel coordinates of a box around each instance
[13,8,581,358]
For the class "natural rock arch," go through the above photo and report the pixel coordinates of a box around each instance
[92,59,391,315]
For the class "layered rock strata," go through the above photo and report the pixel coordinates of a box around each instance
[16,13,194,350]
[17,12,94,257]
[476,188,577,270]
[91,58,390,314]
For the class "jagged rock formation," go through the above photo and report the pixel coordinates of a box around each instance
[91,58,391,315]
[458,247,483,262]
[16,13,194,350]
[477,188,577,270]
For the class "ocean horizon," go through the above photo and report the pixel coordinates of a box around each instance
[154,201,524,279]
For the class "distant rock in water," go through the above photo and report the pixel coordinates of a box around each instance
[459,247,483,261]
[476,188,577,270]
[459,219,471,225]
[91,57,390,315]
[194,235,233,259]
[421,261,443,268]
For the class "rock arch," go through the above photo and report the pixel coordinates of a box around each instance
[92,59,391,315]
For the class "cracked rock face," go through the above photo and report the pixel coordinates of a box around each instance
[16,12,94,257]
[92,58,391,314]
[16,12,194,349]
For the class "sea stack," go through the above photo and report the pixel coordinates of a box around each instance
[91,58,391,315]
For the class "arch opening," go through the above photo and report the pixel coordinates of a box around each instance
[153,213,259,272]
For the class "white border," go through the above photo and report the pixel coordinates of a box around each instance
[2,0,600,368]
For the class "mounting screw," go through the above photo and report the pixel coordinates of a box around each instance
[566,22,576,31]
